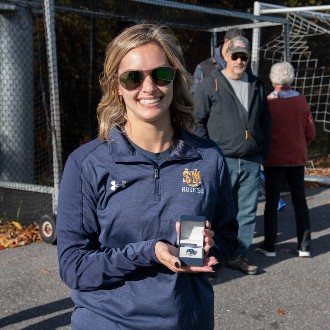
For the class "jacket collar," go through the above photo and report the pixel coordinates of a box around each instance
[215,45,227,70]
[107,126,201,162]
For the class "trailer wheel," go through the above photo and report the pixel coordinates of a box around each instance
[39,214,57,244]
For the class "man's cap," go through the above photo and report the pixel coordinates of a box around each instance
[224,28,246,41]
[227,36,250,56]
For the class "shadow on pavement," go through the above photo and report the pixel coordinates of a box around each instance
[0,298,73,329]
[212,187,330,284]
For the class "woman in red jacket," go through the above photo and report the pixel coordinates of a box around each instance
[257,61,315,258]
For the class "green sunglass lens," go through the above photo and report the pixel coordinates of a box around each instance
[152,67,175,86]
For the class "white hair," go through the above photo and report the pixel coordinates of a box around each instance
[269,62,295,86]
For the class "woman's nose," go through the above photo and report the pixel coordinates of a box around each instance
[141,74,157,92]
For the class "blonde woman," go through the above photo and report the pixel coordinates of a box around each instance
[56,23,238,329]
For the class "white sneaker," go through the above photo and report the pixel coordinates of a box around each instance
[297,247,311,257]
[257,244,276,257]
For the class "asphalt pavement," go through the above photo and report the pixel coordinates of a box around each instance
[1,186,330,330]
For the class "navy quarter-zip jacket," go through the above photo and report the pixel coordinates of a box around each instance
[56,127,238,330]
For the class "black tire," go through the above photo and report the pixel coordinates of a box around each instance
[39,214,57,244]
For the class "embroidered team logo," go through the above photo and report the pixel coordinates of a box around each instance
[182,168,204,194]
[183,168,201,187]
[110,180,127,191]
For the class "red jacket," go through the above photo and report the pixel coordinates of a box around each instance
[263,88,315,167]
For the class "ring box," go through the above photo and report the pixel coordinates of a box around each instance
[178,215,206,266]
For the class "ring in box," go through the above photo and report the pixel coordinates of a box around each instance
[179,215,206,266]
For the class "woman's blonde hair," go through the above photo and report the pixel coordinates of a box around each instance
[97,23,195,140]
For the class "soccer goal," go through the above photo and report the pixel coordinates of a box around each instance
[254,2,330,134]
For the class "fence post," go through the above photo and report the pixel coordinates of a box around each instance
[0,3,34,183]
[44,0,62,214]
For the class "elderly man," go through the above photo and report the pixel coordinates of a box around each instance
[193,36,272,275]
[191,28,250,94]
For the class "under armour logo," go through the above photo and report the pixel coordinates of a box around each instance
[110,180,127,191]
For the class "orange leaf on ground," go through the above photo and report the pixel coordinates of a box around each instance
[41,268,51,275]
[276,309,287,315]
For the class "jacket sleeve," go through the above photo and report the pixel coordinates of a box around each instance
[193,79,212,139]
[209,155,239,265]
[56,156,160,291]
[259,82,272,160]
[190,64,205,94]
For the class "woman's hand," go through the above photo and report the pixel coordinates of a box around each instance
[203,220,215,257]
[154,220,219,273]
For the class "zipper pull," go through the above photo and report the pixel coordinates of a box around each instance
[154,167,159,179]
[245,130,248,140]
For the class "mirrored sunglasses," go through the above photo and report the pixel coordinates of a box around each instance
[119,66,175,91]
[231,54,249,62]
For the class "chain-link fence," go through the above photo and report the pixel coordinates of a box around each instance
[0,0,58,223]
[0,0,328,224]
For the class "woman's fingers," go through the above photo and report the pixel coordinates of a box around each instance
[203,222,215,256]
[155,241,181,272]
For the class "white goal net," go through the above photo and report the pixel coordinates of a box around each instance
[257,3,330,133]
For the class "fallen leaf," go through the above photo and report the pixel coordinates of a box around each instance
[276,309,287,315]
[11,221,23,230]
[0,237,13,248]
[41,268,50,275]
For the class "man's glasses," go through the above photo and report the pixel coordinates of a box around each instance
[119,66,175,91]
[231,54,249,62]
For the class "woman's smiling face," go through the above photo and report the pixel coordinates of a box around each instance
[118,43,174,126]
